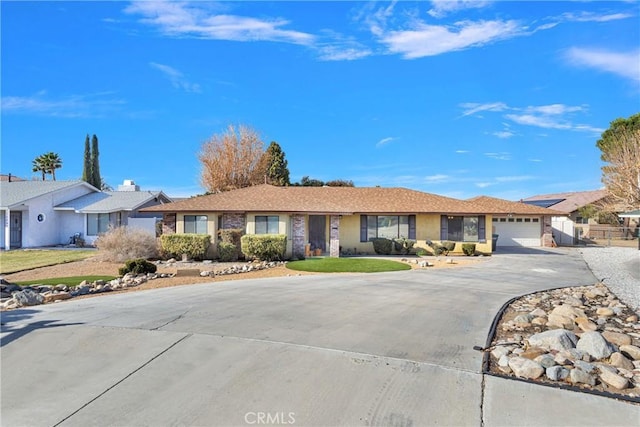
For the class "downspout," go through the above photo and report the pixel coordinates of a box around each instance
[4,209,11,250]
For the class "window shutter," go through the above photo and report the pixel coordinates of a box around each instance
[478,215,486,242]
[408,215,416,239]
[360,215,368,242]
[440,215,448,240]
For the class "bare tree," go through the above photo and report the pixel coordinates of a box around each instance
[600,128,640,210]
[199,124,268,193]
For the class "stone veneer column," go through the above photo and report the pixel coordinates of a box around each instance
[329,215,340,257]
[292,214,306,259]
[541,215,554,247]
[162,213,176,235]
[222,213,246,230]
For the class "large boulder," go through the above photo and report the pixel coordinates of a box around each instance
[13,289,44,307]
[508,357,544,379]
[527,329,578,351]
[576,331,613,360]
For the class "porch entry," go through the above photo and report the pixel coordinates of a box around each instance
[10,212,22,248]
[309,215,326,253]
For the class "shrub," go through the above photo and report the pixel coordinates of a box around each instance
[393,237,416,255]
[118,258,157,276]
[415,248,431,257]
[217,228,243,261]
[462,243,476,256]
[218,242,238,262]
[442,241,456,252]
[370,238,393,255]
[160,234,211,260]
[95,226,159,262]
[241,234,287,261]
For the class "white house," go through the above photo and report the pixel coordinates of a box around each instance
[1,179,171,249]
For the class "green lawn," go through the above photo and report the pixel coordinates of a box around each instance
[15,276,117,287]
[0,249,96,274]
[286,257,411,273]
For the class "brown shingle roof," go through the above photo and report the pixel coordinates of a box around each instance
[467,196,564,216]
[143,184,492,214]
[522,190,608,214]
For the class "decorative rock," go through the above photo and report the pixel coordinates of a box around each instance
[575,317,598,332]
[508,357,544,379]
[13,289,44,307]
[76,285,91,296]
[564,296,583,307]
[609,352,635,371]
[514,314,533,325]
[551,305,586,320]
[534,354,556,369]
[546,366,569,381]
[531,317,547,326]
[599,369,629,390]
[573,360,596,374]
[54,284,69,292]
[596,307,615,317]
[521,347,546,360]
[569,368,596,386]
[491,346,510,360]
[576,331,612,360]
[546,313,574,329]
[619,345,640,361]
[528,329,578,351]
[530,308,546,317]
[625,315,638,323]
[498,354,510,368]
[43,292,72,303]
[602,331,632,347]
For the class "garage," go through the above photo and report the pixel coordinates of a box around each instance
[492,216,542,247]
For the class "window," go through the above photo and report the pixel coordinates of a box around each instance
[88,213,109,236]
[441,215,485,242]
[184,215,208,234]
[360,215,416,241]
[255,215,279,234]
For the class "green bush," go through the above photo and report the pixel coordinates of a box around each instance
[118,258,157,276]
[393,237,416,255]
[415,248,431,256]
[160,234,211,260]
[370,238,393,255]
[241,234,287,261]
[218,242,238,262]
[462,243,476,256]
[217,228,243,260]
[442,241,456,252]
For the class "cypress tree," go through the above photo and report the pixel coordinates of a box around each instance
[81,134,92,183]
[90,134,101,189]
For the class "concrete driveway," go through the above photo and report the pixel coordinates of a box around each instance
[2,248,638,426]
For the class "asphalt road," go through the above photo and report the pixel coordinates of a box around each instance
[2,248,638,426]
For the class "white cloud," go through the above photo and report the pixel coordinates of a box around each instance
[125,1,314,45]
[317,44,372,61]
[376,136,398,147]
[428,1,493,18]
[150,62,201,93]
[475,182,493,188]
[484,152,511,161]
[565,47,640,83]
[1,91,125,118]
[459,102,508,117]
[559,11,634,23]
[455,150,470,154]
[379,19,522,59]
[424,174,450,183]
[492,130,514,139]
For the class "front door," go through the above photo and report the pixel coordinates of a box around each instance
[309,215,326,253]
[10,212,22,248]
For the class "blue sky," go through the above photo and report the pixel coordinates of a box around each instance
[2,1,639,200]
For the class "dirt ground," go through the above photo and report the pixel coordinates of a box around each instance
[3,255,482,298]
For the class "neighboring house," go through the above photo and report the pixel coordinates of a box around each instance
[1,179,171,249]
[522,190,608,245]
[142,184,560,258]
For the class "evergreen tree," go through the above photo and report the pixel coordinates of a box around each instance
[81,134,92,183]
[90,134,101,189]
[32,154,47,180]
[263,141,290,186]
[41,152,63,180]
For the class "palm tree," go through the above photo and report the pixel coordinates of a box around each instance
[32,155,47,180]
[41,152,63,180]
[32,152,63,181]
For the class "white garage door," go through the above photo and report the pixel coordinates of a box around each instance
[492,217,542,247]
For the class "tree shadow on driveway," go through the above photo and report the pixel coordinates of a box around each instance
[1,309,82,347]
